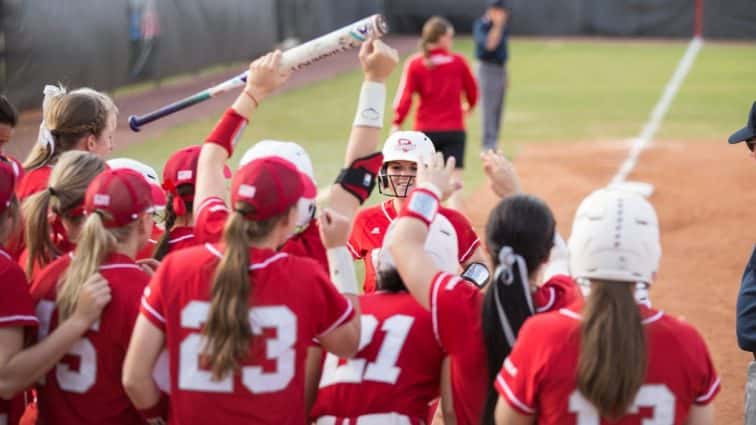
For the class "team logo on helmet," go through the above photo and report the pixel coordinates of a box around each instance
[395,138,416,153]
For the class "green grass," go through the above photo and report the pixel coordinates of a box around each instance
[112,38,756,199]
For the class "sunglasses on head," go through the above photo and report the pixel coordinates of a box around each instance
[747,138,756,152]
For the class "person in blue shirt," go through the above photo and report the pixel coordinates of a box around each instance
[733,100,756,425]
[473,0,510,153]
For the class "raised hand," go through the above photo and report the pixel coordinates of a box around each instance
[481,150,521,198]
[359,39,399,83]
[318,208,352,248]
[416,152,458,201]
[245,50,292,102]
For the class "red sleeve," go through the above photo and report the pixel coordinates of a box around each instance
[346,213,367,260]
[534,275,582,313]
[194,197,229,244]
[392,58,417,127]
[459,56,478,109]
[0,263,38,328]
[311,262,356,338]
[139,261,168,331]
[442,209,481,264]
[281,220,329,274]
[429,271,480,352]
[685,325,721,405]
[494,317,546,416]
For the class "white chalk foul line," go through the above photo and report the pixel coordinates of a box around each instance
[610,36,703,185]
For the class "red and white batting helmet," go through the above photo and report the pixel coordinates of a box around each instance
[568,188,661,285]
[379,131,436,198]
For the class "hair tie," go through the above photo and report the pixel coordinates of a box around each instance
[37,84,65,155]
[47,186,57,197]
[494,245,535,315]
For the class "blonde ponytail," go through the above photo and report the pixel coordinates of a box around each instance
[202,204,289,380]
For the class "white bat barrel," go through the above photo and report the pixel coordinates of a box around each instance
[280,14,389,71]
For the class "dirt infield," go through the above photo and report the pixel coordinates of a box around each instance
[466,139,753,423]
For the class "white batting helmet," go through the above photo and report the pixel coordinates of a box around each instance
[378,214,459,274]
[381,131,435,165]
[238,140,316,233]
[568,188,661,284]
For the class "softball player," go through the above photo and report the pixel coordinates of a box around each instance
[0,158,111,425]
[21,151,106,280]
[29,168,156,424]
[311,220,459,424]
[494,188,719,424]
[18,86,117,202]
[348,130,485,293]
[385,153,580,425]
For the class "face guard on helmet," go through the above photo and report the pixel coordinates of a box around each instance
[568,188,661,287]
[239,140,317,233]
[378,131,436,198]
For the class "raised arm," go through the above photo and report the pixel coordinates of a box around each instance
[194,51,291,213]
[387,153,458,309]
[323,39,398,220]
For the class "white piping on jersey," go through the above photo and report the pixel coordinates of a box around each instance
[430,273,447,349]
[196,196,228,216]
[459,237,480,263]
[535,287,556,313]
[559,308,665,326]
[641,310,664,325]
[346,241,361,259]
[496,374,536,414]
[0,248,11,261]
[380,201,394,222]
[444,276,462,291]
[0,314,39,324]
[99,264,142,271]
[318,300,355,338]
[168,234,195,244]
[696,376,721,403]
[141,298,166,324]
[204,243,288,270]
[147,239,158,244]
[316,412,414,425]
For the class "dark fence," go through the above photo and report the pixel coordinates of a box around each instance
[1,0,754,110]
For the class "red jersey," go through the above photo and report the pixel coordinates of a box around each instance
[393,48,478,132]
[140,243,355,425]
[195,197,328,272]
[495,305,720,424]
[311,291,444,423]
[32,253,149,425]
[0,249,38,425]
[429,272,578,425]
[348,200,480,293]
[16,166,52,202]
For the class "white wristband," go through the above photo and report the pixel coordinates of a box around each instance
[327,246,359,295]
[353,81,386,128]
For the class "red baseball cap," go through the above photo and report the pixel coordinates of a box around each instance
[84,169,155,228]
[0,159,19,215]
[231,157,316,221]
[163,145,232,188]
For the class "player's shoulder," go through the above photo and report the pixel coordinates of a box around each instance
[0,254,28,289]
[524,308,582,339]
[649,310,706,344]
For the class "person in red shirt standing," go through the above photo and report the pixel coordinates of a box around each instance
[0,157,111,425]
[385,153,581,425]
[348,130,485,293]
[18,86,117,202]
[31,168,157,425]
[21,151,106,280]
[392,16,478,210]
[311,220,459,425]
[494,188,719,425]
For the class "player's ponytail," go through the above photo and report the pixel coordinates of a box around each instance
[480,195,554,425]
[577,280,646,419]
[58,211,133,321]
[153,184,194,261]
[23,151,105,278]
[420,16,452,68]
[203,203,289,380]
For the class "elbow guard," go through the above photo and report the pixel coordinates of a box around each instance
[334,152,383,204]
